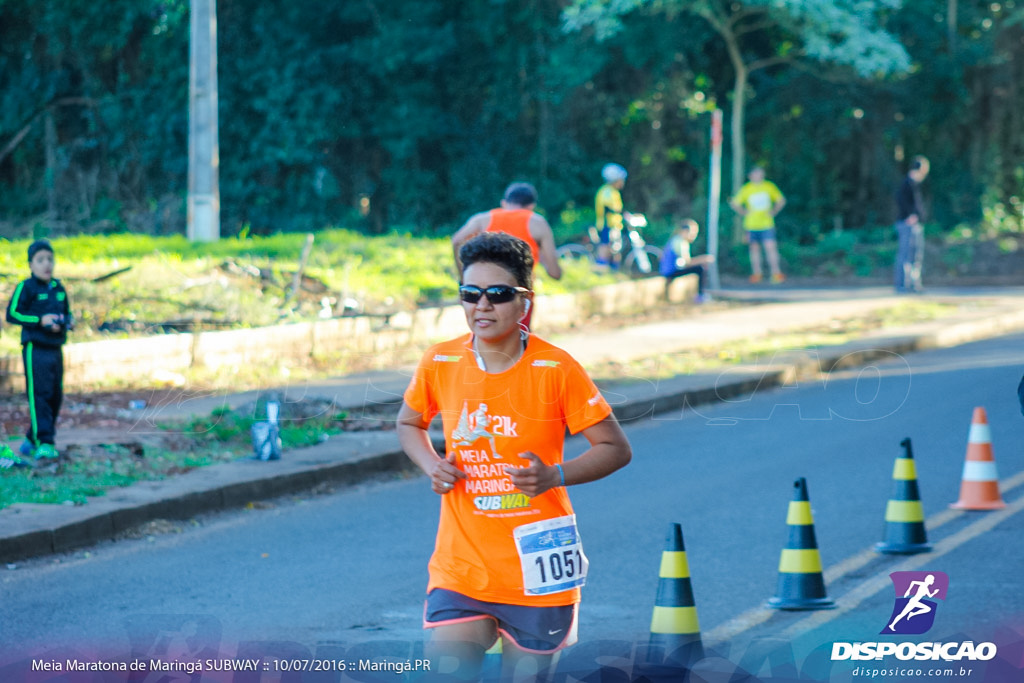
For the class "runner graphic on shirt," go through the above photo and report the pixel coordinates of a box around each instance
[452,401,501,458]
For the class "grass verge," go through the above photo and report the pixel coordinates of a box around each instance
[589,301,957,385]
[0,230,612,357]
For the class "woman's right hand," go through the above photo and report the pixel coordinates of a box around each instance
[431,453,466,495]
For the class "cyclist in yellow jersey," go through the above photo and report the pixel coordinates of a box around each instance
[729,166,786,283]
[595,163,628,267]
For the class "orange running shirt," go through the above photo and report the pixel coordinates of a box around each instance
[486,209,540,267]
[404,333,612,606]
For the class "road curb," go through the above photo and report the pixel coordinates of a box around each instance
[3,305,1024,564]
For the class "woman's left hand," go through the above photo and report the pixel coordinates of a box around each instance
[506,452,560,497]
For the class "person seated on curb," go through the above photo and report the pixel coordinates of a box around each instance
[660,219,714,303]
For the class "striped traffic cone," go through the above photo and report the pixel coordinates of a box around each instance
[648,523,703,667]
[766,478,835,610]
[875,438,931,554]
[951,407,1006,510]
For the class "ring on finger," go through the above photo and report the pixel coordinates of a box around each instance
[441,481,453,489]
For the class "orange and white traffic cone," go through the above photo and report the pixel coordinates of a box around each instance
[950,407,1006,510]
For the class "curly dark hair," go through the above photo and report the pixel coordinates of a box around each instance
[458,232,534,289]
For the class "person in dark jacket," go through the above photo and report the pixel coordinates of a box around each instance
[5,239,74,461]
[894,156,930,293]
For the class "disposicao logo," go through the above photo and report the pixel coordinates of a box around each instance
[882,570,949,635]
[831,570,998,663]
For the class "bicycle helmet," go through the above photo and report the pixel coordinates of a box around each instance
[601,163,628,183]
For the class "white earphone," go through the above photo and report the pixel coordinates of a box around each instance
[523,299,532,313]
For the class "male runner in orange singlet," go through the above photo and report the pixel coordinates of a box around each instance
[451,182,562,327]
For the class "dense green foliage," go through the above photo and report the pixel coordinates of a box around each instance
[1,0,1022,243]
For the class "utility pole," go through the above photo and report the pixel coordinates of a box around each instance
[188,0,220,242]
[706,109,723,290]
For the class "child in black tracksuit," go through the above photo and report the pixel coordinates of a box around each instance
[5,240,74,460]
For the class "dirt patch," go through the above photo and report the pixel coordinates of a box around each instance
[0,387,201,436]
[2,390,394,478]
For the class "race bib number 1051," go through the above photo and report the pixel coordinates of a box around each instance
[514,515,589,595]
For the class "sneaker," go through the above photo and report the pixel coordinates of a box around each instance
[748,274,763,284]
[695,293,712,304]
[1,445,29,469]
[19,440,34,457]
[34,443,59,459]
[771,273,786,284]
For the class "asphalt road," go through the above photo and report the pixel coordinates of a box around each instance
[3,331,1023,680]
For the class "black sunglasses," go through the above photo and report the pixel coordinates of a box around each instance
[458,284,530,304]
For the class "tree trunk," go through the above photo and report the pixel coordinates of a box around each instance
[714,11,749,242]
[947,0,958,53]
[998,27,1021,206]
[730,65,748,242]
[45,110,58,225]
[535,32,551,186]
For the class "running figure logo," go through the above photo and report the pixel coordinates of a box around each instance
[882,571,949,635]
[452,401,501,459]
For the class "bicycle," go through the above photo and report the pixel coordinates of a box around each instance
[556,213,662,278]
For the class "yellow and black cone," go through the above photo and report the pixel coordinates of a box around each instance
[875,437,931,554]
[648,523,704,666]
[766,477,835,610]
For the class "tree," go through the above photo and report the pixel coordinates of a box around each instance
[0,0,189,235]
[563,0,911,234]
[2,0,1017,240]
[885,0,1024,229]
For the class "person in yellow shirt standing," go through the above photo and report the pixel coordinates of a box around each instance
[729,166,787,283]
